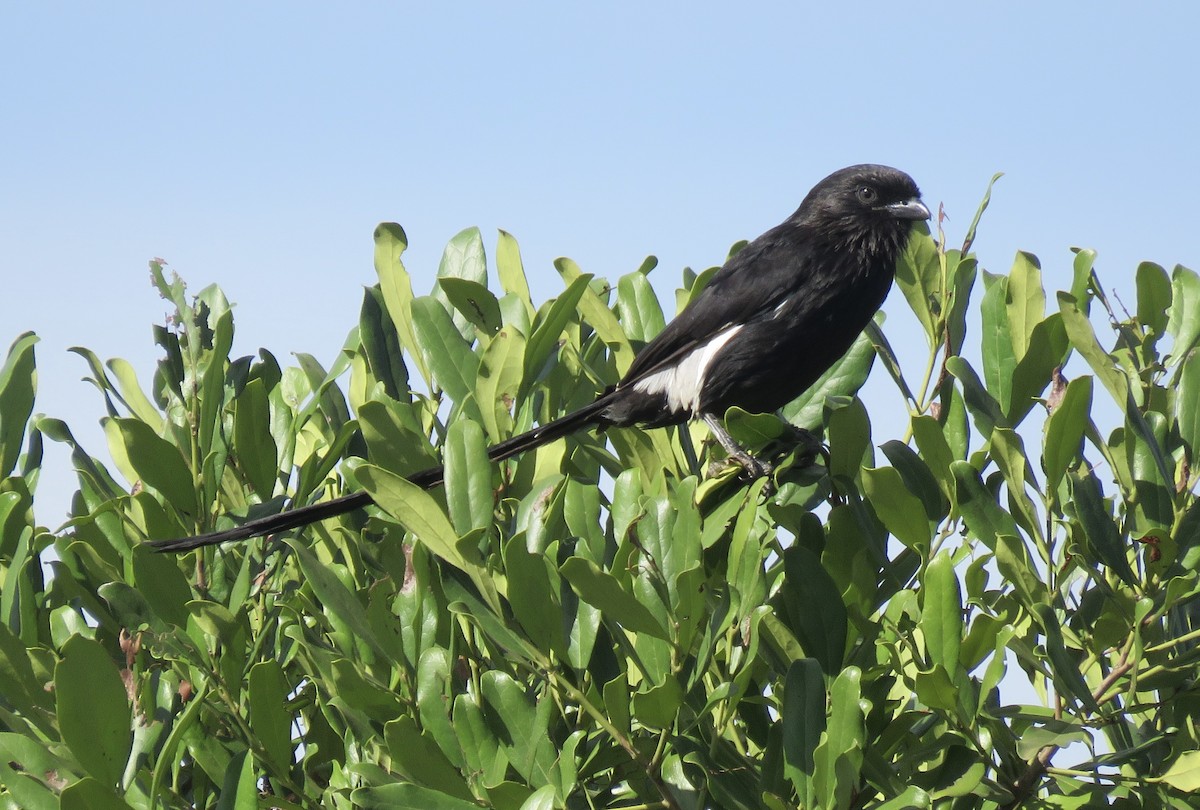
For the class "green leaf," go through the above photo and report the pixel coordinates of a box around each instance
[813,666,864,810]
[443,420,493,535]
[1167,264,1200,360]
[233,377,277,496]
[415,649,464,769]
[0,733,71,810]
[248,660,293,772]
[1158,750,1200,792]
[411,295,481,403]
[131,546,193,627]
[519,785,557,810]
[1006,251,1045,362]
[1043,375,1092,493]
[360,285,410,400]
[980,272,1016,415]
[945,356,1005,437]
[1068,469,1136,585]
[781,658,825,801]
[825,396,871,483]
[148,682,208,807]
[504,539,566,656]
[196,305,234,474]
[951,460,1020,550]
[327,658,405,719]
[865,320,916,404]
[780,547,847,675]
[0,623,51,721]
[923,551,963,678]
[522,274,591,390]
[945,252,979,358]
[476,325,526,441]
[961,172,1002,255]
[1014,720,1091,760]
[978,623,1017,711]
[560,557,669,640]
[991,427,1041,536]
[603,675,632,738]
[358,398,438,478]
[616,271,667,343]
[385,716,474,801]
[433,226,489,336]
[59,778,134,810]
[1059,291,1130,407]
[286,540,392,662]
[1125,410,1174,531]
[105,417,196,514]
[1178,348,1200,464]
[910,415,957,504]
[879,440,947,522]
[481,670,556,784]
[55,636,132,787]
[451,696,504,796]
[1009,313,1068,425]
[1033,604,1101,714]
[374,222,430,382]
[862,466,932,551]
[872,786,933,810]
[912,664,958,711]
[353,784,483,810]
[0,332,38,479]
[496,229,533,313]
[893,227,940,346]
[783,325,876,428]
[1137,261,1172,350]
[356,463,472,574]
[554,258,635,374]
[439,276,502,335]
[632,675,684,729]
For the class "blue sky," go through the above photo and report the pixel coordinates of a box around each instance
[2,3,1198,524]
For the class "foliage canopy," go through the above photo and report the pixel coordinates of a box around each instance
[1,186,1200,808]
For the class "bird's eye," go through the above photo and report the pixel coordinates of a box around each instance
[856,186,878,204]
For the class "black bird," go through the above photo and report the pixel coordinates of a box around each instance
[152,164,928,552]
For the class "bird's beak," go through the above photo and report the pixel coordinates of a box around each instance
[885,198,931,221]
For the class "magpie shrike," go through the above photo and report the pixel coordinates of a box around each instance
[152,164,928,552]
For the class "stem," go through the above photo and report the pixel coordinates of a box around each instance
[1002,646,1135,808]
[542,669,683,810]
[1045,767,1153,784]
[913,345,941,416]
[1143,626,1200,655]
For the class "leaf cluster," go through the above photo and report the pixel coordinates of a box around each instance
[0,199,1199,808]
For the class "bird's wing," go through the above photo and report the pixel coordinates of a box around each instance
[618,226,813,387]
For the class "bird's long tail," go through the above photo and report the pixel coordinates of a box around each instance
[149,395,612,553]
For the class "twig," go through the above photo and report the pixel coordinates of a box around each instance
[1002,648,1135,808]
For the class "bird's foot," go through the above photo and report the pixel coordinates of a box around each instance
[769,424,824,466]
[707,449,772,481]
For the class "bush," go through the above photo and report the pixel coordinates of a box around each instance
[1,188,1199,808]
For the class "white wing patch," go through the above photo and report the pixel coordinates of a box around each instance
[631,324,744,415]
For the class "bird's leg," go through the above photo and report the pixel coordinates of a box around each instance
[701,412,771,479]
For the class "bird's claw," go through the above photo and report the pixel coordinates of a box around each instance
[707,452,773,481]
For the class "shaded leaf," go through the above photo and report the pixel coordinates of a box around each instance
[55,636,131,787]
[560,557,669,640]
[0,333,38,479]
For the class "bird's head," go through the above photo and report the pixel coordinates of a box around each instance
[803,164,930,225]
